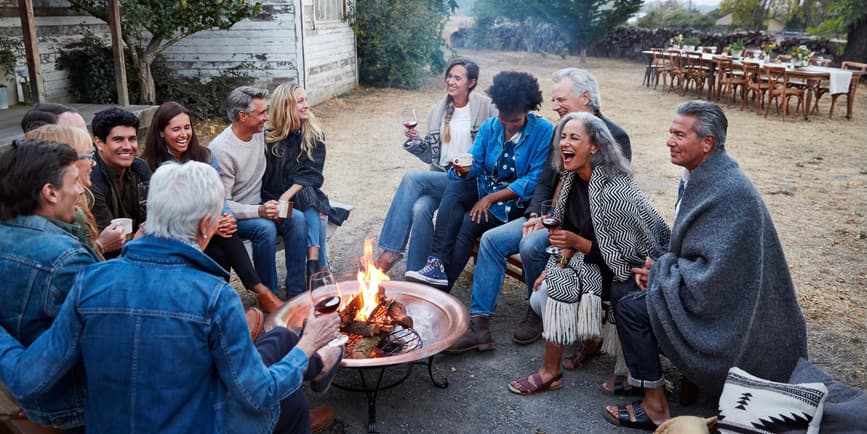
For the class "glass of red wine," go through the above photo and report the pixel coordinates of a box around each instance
[541,200,562,256]
[308,270,347,346]
[401,108,418,130]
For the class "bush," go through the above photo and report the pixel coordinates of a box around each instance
[352,0,455,88]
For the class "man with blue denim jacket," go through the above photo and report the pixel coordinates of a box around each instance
[0,161,340,433]
[0,140,97,431]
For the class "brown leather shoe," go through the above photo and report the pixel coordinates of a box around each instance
[445,315,494,354]
[512,306,542,345]
[245,307,264,342]
[374,250,403,273]
[256,290,285,314]
[310,405,335,432]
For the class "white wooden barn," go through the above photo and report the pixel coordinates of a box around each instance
[0,0,357,106]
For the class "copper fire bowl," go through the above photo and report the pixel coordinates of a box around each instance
[266,280,469,368]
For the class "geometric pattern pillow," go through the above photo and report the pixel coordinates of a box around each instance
[718,367,828,434]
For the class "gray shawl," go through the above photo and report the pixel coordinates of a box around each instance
[543,168,670,345]
[647,151,807,392]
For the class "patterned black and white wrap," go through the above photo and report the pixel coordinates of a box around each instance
[542,167,670,346]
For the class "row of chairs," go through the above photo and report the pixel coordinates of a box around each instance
[645,48,866,120]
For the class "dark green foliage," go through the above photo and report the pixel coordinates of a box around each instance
[471,0,641,53]
[637,1,718,29]
[352,0,456,88]
[56,37,252,118]
[0,37,23,81]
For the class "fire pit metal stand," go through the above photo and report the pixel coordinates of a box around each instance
[267,281,469,433]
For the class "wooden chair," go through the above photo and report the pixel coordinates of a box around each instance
[666,50,687,93]
[764,65,804,120]
[741,62,770,112]
[700,46,717,54]
[775,54,792,63]
[713,56,746,104]
[829,61,867,119]
[682,52,710,97]
[743,49,761,59]
[644,48,668,89]
[808,56,831,67]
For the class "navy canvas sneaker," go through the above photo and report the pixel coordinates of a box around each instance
[405,256,448,286]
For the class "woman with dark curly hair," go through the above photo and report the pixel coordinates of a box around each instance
[406,71,554,292]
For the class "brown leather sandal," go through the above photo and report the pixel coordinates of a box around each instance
[562,337,603,370]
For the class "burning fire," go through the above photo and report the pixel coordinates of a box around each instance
[352,238,389,321]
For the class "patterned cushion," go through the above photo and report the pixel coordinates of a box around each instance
[717,367,828,434]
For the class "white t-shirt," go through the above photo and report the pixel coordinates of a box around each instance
[439,104,473,166]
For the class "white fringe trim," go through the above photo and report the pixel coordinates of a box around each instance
[576,293,603,341]
[542,298,579,345]
[601,320,620,356]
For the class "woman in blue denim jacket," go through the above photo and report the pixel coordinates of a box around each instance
[375,58,498,275]
[0,161,341,434]
[406,71,554,291]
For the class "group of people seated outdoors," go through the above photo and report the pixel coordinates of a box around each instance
[0,57,811,433]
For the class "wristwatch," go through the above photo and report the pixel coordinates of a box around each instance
[557,254,571,266]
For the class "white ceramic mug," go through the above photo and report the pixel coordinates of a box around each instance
[278,201,293,219]
[452,153,473,168]
[111,218,133,237]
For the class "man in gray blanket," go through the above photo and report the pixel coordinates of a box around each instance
[603,101,808,430]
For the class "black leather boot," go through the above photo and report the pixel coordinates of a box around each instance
[445,315,494,354]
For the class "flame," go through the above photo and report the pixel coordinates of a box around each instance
[353,238,389,321]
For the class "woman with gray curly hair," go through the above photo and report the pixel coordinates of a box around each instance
[507,112,670,396]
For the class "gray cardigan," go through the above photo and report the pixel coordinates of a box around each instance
[402,92,498,171]
[647,151,807,392]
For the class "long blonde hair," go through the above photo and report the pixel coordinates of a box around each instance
[24,125,99,243]
[265,83,325,160]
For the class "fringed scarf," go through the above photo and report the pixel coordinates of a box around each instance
[542,168,671,346]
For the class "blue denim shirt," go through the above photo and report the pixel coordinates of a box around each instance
[0,215,98,429]
[449,113,554,221]
[0,236,308,433]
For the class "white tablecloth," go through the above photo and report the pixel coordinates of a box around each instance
[805,66,853,94]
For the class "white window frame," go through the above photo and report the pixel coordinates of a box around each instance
[314,0,345,23]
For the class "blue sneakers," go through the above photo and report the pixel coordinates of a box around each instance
[405,256,448,287]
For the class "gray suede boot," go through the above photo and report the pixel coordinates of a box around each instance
[445,315,495,354]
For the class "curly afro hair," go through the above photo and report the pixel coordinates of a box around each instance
[486,71,543,115]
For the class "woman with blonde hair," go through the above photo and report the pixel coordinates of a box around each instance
[24,124,125,257]
[263,83,347,278]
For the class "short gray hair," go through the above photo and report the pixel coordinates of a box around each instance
[225,86,269,122]
[676,100,727,151]
[551,112,631,177]
[144,161,224,244]
[552,68,602,112]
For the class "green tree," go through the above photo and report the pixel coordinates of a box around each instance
[68,0,261,104]
[720,0,796,30]
[472,0,641,63]
[811,0,867,61]
[637,0,718,28]
[352,0,457,88]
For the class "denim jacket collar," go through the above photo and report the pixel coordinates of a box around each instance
[6,214,79,241]
[121,236,230,279]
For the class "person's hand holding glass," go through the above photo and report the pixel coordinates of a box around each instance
[401,108,419,140]
[541,200,562,255]
[308,270,348,346]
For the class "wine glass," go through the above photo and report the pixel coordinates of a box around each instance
[540,200,562,256]
[400,108,418,130]
[308,270,348,346]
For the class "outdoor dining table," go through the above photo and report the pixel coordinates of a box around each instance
[641,50,859,120]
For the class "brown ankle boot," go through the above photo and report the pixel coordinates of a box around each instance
[512,306,542,345]
[256,290,285,314]
[310,405,335,432]
[445,315,495,354]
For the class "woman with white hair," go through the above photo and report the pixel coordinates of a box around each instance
[0,160,342,433]
[507,112,669,396]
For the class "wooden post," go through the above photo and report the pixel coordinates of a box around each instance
[18,0,46,104]
[108,0,129,106]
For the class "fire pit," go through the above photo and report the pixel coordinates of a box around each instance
[266,280,469,432]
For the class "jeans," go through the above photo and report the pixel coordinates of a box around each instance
[616,291,665,389]
[467,218,550,316]
[276,212,309,296]
[237,214,308,297]
[300,208,328,267]
[430,178,524,289]
[256,327,324,434]
[205,233,263,290]
[237,217,279,295]
[378,170,449,271]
